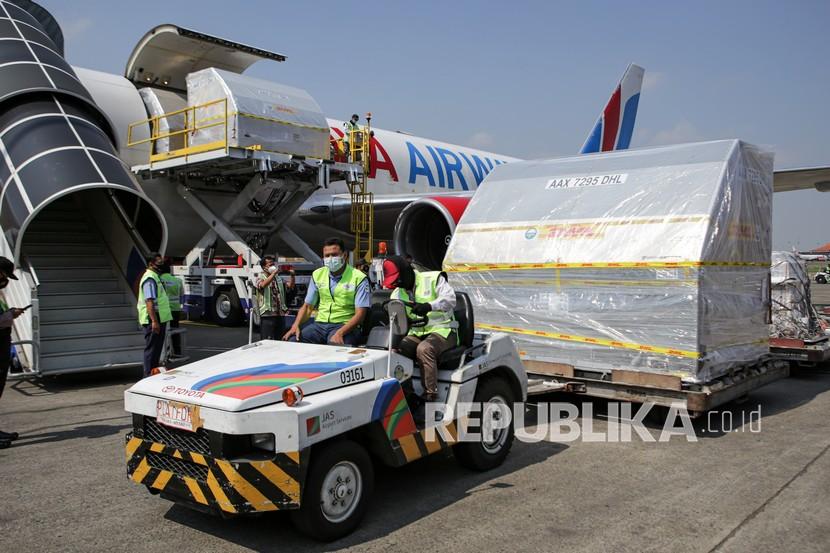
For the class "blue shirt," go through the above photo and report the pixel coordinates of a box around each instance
[305,271,370,310]
[142,279,157,301]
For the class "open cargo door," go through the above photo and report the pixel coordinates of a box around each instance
[125,24,286,92]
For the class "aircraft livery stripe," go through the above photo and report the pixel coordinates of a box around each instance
[601,85,622,152]
[617,93,640,150]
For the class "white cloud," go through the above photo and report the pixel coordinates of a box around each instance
[646,120,703,146]
[61,18,94,41]
[468,131,495,150]
[642,71,664,92]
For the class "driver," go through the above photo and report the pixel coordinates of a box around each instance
[381,256,457,402]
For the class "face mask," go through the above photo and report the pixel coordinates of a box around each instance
[324,256,344,273]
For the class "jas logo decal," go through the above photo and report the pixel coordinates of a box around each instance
[306,416,321,436]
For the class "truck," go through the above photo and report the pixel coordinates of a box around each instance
[123,294,528,540]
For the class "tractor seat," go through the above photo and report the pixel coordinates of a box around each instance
[436,292,474,370]
[363,290,475,370]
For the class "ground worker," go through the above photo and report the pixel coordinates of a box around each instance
[283,238,369,345]
[159,261,184,358]
[381,255,457,404]
[343,113,361,162]
[137,253,172,377]
[0,257,24,449]
[256,255,295,340]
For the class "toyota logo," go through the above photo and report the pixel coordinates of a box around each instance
[162,385,176,393]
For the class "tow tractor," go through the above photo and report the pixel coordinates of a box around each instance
[124,293,527,540]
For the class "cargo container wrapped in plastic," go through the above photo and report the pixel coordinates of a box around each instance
[186,67,330,159]
[138,87,187,153]
[444,140,773,384]
[770,251,821,340]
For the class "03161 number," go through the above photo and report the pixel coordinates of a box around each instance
[340,367,365,384]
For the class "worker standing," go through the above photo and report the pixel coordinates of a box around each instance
[283,238,369,346]
[343,114,360,162]
[255,255,295,340]
[0,257,24,449]
[159,261,184,358]
[137,253,172,377]
[381,255,457,404]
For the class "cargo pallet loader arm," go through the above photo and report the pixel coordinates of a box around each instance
[128,98,363,325]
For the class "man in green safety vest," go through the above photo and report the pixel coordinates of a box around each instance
[159,261,184,357]
[283,238,369,346]
[0,257,24,449]
[381,256,458,403]
[343,113,360,162]
[255,254,295,340]
[137,253,172,377]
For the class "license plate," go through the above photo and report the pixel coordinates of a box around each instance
[156,400,195,432]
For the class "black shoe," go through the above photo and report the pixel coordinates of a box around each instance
[0,430,19,441]
[0,439,10,449]
[413,403,426,427]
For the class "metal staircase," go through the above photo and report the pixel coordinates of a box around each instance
[23,198,144,374]
[347,117,375,262]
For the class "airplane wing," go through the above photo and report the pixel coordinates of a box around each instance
[773,166,830,193]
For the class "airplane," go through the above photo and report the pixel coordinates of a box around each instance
[70,24,647,270]
[79,24,830,270]
[296,64,646,269]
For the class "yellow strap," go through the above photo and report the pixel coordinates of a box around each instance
[445,261,768,273]
[476,322,700,359]
[471,278,697,288]
[454,216,711,234]
[234,111,330,133]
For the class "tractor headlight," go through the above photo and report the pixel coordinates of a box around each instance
[251,433,275,452]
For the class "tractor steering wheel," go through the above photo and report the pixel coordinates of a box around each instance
[382,299,429,328]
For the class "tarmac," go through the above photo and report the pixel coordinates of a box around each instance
[1,320,829,552]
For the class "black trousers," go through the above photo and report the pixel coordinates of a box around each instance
[260,315,288,341]
[0,330,9,399]
[142,323,167,377]
[170,311,181,355]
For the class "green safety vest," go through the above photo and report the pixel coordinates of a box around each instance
[159,273,183,312]
[0,297,8,336]
[137,269,173,325]
[312,265,366,324]
[391,271,457,342]
[257,272,287,316]
[343,120,359,141]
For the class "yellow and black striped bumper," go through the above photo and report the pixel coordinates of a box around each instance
[391,421,459,465]
[125,433,303,514]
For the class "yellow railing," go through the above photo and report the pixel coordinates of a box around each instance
[127,98,229,164]
[345,118,374,262]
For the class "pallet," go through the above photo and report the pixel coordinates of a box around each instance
[526,359,789,416]
[770,336,830,364]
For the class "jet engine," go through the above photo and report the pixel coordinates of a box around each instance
[393,196,471,270]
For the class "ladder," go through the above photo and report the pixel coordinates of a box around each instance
[347,115,375,262]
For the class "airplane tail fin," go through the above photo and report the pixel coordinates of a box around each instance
[580,64,645,154]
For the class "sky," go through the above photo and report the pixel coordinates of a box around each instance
[40,0,830,251]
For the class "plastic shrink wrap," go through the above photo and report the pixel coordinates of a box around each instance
[770,251,821,340]
[186,67,329,159]
[444,140,773,383]
[138,87,186,153]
